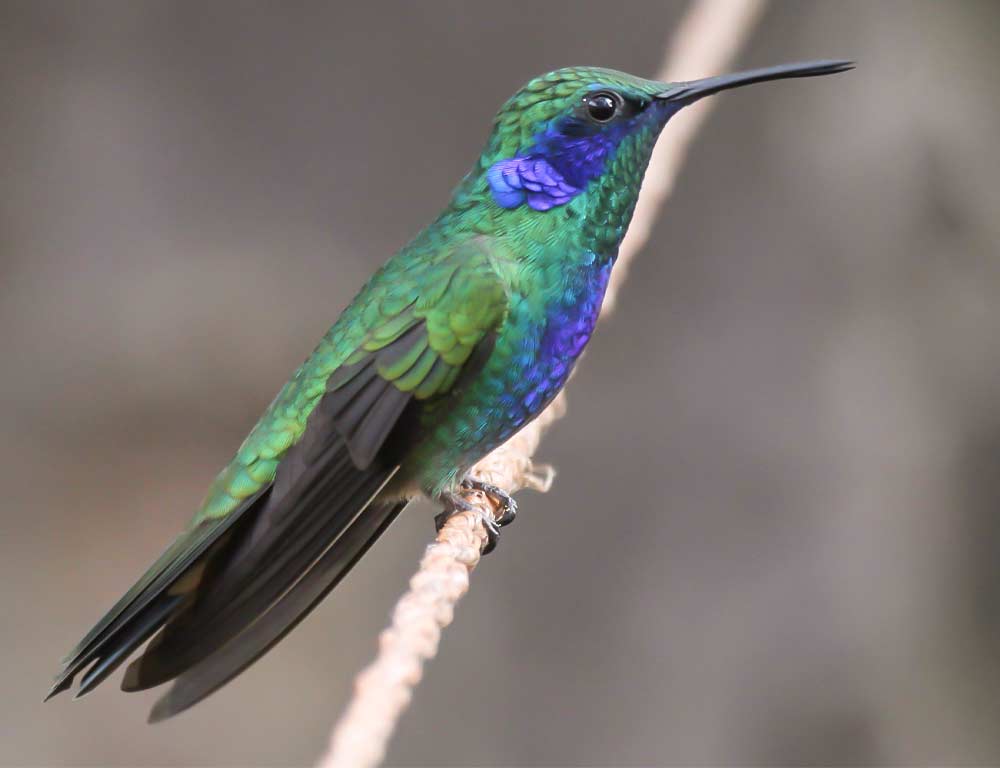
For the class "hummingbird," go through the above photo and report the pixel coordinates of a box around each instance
[47,59,852,720]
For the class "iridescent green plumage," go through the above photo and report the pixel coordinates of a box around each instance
[198,236,508,521]
[196,67,674,520]
[47,60,852,719]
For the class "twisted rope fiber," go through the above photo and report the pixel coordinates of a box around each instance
[318,2,767,765]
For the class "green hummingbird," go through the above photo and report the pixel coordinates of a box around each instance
[46,59,852,720]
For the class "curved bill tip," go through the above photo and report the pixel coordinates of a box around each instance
[658,59,855,104]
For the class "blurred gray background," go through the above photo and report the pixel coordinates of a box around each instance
[3,0,1000,765]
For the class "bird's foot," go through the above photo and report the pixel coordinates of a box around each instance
[435,480,517,555]
[461,478,518,527]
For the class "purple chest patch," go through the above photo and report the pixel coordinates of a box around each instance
[542,260,612,362]
[516,260,612,413]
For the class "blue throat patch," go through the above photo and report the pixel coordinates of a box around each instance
[486,156,580,211]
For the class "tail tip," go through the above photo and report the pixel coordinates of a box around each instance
[43,676,73,703]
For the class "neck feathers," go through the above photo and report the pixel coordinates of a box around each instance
[447,104,670,257]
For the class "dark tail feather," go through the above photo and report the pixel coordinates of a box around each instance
[147,500,407,721]
[120,461,394,692]
[74,595,184,698]
[47,338,421,710]
[44,492,266,703]
[44,593,185,703]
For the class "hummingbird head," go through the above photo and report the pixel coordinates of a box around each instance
[464,60,852,234]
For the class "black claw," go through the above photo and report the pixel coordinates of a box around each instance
[436,485,510,555]
[480,514,501,555]
[433,511,449,533]
[461,479,518,528]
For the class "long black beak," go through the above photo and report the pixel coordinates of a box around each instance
[657,59,853,104]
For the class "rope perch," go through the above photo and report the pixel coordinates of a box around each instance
[317,2,767,765]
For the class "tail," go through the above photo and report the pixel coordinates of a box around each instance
[47,455,407,718]
[145,499,406,721]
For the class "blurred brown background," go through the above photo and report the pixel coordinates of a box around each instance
[3,1,1000,765]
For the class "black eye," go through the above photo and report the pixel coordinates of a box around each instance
[584,92,619,122]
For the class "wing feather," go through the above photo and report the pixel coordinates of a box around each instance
[47,237,510,715]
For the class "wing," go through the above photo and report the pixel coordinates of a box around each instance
[47,237,509,716]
